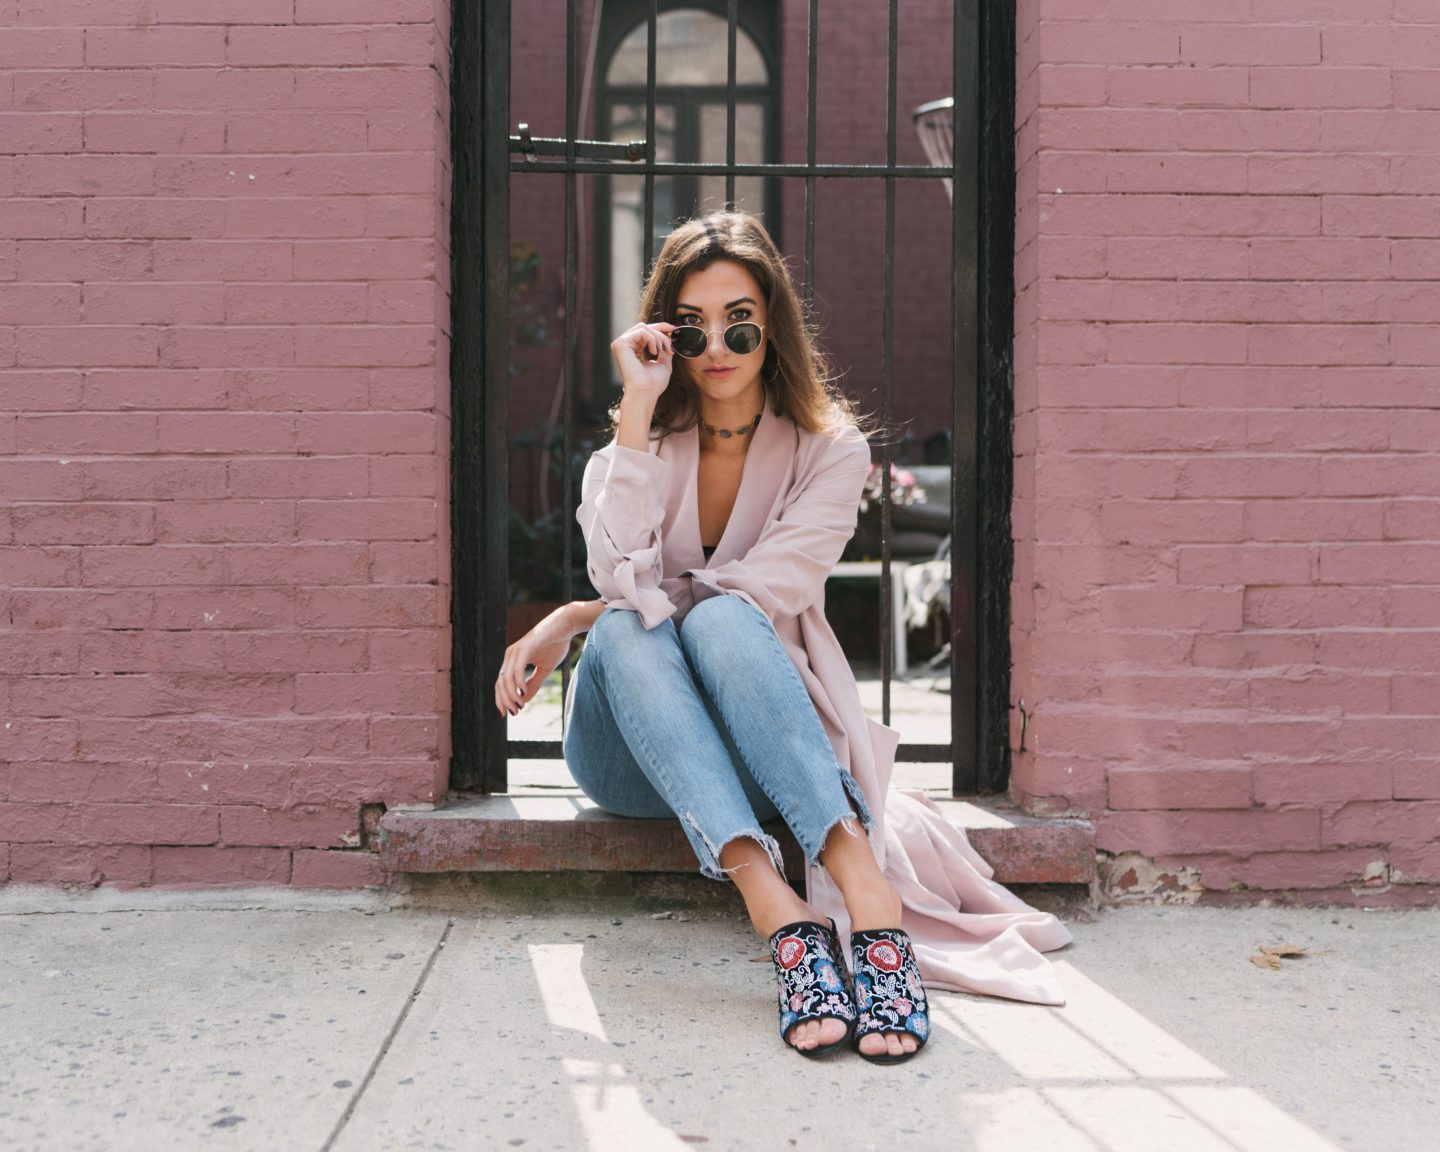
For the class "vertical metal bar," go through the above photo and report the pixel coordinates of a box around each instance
[560,0,578,722]
[974,0,1014,795]
[879,0,897,726]
[803,0,817,307]
[952,0,978,794]
[643,0,657,273]
[479,0,512,792]
[449,0,479,790]
[725,0,737,207]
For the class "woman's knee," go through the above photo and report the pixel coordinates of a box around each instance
[591,604,673,654]
[590,603,638,640]
[679,594,763,649]
[573,771,674,819]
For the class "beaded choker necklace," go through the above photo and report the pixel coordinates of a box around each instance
[700,410,763,438]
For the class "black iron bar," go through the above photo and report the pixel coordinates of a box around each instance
[725,0,737,207]
[952,0,972,794]
[606,83,765,98]
[643,0,657,273]
[803,0,817,308]
[450,1,485,791]
[557,0,580,735]
[880,0,898,727]
[510,160,953,177]
[952,0,963,795]
[508,741,956,762]
[977,1,1015,795]
[480,0,512,792]
[511,133,645,161]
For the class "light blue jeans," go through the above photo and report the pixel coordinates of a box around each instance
[562,595,878,883]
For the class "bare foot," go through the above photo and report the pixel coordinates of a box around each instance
[844,875,919,1059]
[750,886,850,1054]
[721,834,867,1056]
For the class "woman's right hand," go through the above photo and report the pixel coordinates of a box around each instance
[611,321,676,401]
[495,604,575,717]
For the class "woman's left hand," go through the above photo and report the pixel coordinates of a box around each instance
[495,604,575,716]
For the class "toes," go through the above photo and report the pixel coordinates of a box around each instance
[788,1017,846,1051]
[817,1017,847,1047]
[857,1030,918,1058]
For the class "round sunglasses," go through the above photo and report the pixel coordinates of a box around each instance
[670,320,765,359]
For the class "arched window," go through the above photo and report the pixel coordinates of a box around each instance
[595,3,778,388]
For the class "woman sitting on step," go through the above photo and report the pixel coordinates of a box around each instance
[495,210,1071,1062]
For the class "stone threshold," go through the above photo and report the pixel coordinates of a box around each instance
[379,790,1096,887]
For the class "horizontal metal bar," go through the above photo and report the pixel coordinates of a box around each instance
[506,741,958,763]
[508,741,564,758]
[894,745,957,763]
[605,84,769,98]
[511,130,645,161]
[511,160,954,178]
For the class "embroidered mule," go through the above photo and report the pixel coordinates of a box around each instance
[850,927,930,1064]
[768,918,856,1058]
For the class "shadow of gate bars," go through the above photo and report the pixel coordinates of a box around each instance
[449,0,1018,799]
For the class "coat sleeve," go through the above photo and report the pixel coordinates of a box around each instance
[688,426,870,623]
[575,443,678,629]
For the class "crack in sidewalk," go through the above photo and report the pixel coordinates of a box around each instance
[320,916,456,1151]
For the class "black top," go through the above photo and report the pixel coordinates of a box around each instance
[702,544,717,562]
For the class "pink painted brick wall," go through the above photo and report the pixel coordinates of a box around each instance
[0,0,453,890]
[1012,0,1440,904]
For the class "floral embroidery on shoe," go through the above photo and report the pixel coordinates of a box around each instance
[865,939,904,972]
[814,957,845,993]
[776,935,807,970]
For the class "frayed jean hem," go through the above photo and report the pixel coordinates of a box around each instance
[682,814,788,884]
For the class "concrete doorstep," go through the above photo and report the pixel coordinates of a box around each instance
[0,892,1435,1151]
[378,791,1097,888]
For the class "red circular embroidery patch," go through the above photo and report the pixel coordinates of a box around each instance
[777,936,807,970]
[866,939,903,973]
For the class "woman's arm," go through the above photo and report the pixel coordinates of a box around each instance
[572,324,682,631]
[575,435,678,630]
[616,390,657,453]
[566,598,606,635]
[494,597,605,716]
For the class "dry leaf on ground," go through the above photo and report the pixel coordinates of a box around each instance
[1250,943,1326,969]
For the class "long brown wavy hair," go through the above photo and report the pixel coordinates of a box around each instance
[605,211,884,443]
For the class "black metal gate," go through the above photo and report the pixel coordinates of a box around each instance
[450,0,1016,797]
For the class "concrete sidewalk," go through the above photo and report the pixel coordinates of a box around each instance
[0,883,1434,1152]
